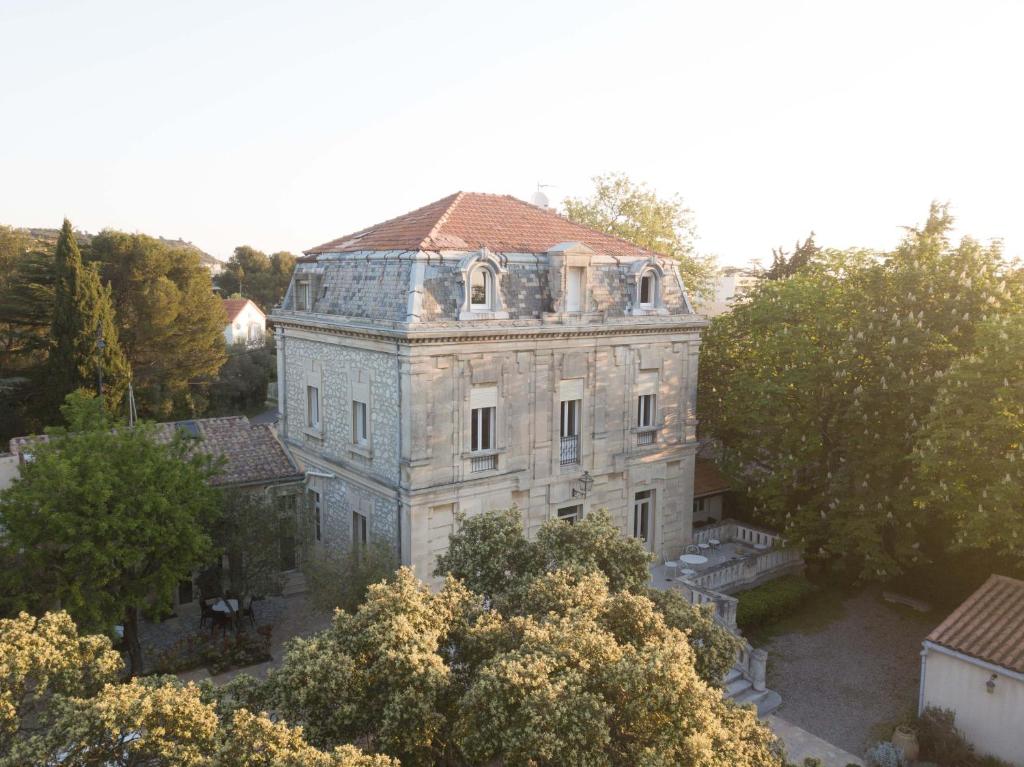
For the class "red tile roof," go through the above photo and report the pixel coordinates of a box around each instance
[694,458,731,498]
[222,298,255,322]
[305,192,664,259]
[927,574,1024,673]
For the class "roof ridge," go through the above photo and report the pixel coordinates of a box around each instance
[419,191,466,250]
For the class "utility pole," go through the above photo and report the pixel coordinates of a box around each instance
[96,327,105,403]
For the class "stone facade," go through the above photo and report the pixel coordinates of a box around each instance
[272,193,707,582]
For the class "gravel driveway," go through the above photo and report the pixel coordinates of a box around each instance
[765,589,935,755]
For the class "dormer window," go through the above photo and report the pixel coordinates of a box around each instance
[639,271,657,307]
[295,280,311,311]
[470,267,492,310]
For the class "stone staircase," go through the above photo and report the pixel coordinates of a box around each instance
[723,666,782,716]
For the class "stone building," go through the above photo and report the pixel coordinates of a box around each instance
[270,192,707,579]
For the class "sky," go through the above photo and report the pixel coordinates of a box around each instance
[1,0,1022,267]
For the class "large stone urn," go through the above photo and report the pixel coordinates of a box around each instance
[892,725,920,762]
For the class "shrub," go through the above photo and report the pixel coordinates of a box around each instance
[150,628,272,675]
[915,706,1015,767]
[735,575,819,631]
[865,741,905,767]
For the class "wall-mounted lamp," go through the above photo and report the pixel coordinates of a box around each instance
[572,470,594,499]
[986,673,998,694]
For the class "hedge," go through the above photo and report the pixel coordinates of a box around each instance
[735,575,819,631]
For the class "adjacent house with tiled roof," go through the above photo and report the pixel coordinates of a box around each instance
[692,458,730,526]
[271,191,706,578]
[222,297,266,347]
[919,574,1024,764]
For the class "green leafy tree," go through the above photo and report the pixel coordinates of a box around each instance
[0,393,222,675]
[88,229,227,419]
[914,314,1024,560]
[47,220,131,414]
[207,341,276,415]
[764,233,820,280]
[0,611,122,755]
[563,172,715,297]
[215,245,296,310]
[217,490,289,601]
[303,542,400,614]
[699,205,1018,578]
[268,568,782,766]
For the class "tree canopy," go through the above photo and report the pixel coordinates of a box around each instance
[699,204,1022,578]
[0,393,222,675]
[214,245,296,310]
[563,172,715,297]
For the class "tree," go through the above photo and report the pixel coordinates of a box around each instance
[699,205,1019,578]
[217,490,289,601]
[88,230,227,419]
[267,568,781,767]
[47,220,131,414]
[215,245,296,310]
[563,172,715,297]
[0,393,222,675]
[914,314,1024,561]
[0,611,122,755]
[207,341,276,416]
[764,233,820,280]
[303,542,399,614]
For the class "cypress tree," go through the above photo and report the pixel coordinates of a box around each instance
[48,219,130,415]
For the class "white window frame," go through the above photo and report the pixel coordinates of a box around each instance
[306,385,320,430]
[470,406,496,452]
[637,393,656,428]
[639,271,657,308]
[566,266,585,312]
[469,267,492,311]
[560,399,581,438]
[296,280,311,311]
[352,400,369,446]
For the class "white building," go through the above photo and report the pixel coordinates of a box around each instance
[919,574,1024,765]
[222,298,266,347]
[695,266,760,317]
[270,191,707,579]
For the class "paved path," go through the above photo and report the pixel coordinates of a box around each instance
[767,715,863,766]
[765,589,933,754]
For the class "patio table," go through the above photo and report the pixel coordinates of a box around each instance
[211,598,239,614]
[679,554,708,567]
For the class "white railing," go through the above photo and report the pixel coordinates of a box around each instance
[692,519,782,549]
[690,547,803,594]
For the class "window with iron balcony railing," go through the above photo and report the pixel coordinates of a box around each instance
[636,429,656,447]
[560,434,580,466]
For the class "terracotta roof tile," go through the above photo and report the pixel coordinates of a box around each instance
[694,458,731,498]
[927,574,1024,673]
[222,298,255,322]
[305,192,663,259]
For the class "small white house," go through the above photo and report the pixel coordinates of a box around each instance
[222,298,266,347]
[919,574,1024,765]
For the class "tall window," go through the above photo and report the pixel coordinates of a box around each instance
[470,268,492,310]
[637,394,656,428]
[566,267,584,312]
[471,406,495,452]
[309,489,322,543]
[306,385,320,429]
[352,510,367,549]
[633,490,652,543]
[352,401,368,446]
[560,399,581,465]
[639,272,656,307]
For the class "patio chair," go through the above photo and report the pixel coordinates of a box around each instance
[239,595,256,628]
[210,610,233,638]
[684,544,699,555]
[199,597,218,630]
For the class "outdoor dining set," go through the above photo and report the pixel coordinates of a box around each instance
[663,538,721,580]
[198,592,258,636]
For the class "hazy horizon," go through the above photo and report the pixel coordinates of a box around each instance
[2,0,1021,267]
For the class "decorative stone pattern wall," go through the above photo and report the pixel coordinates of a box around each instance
[282,335,401,548]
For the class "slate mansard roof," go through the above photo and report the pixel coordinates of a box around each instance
[280,192,697,325]
[926,574,1024,674]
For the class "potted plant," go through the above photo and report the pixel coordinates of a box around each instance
[891,725,919,762]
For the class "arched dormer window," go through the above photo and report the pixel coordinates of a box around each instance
[459,249,509,320]
[630,259,668,316]
[470,266,493,310]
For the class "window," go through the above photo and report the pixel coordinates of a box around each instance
[470,268,492,310]
[296,280,310,310]
[560,399,581,465]
[352,401,368,446]
[639,272,656,307]
[693,497,706,516]
[557,504,582,525]
[566,266,584,312]
[471,406,495,452]
[306,385,320,430]
[309,489,322,543]
[633,490,653,543]
[279,515,298,570]
[352,511,367,549]
[636,394,656,428]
